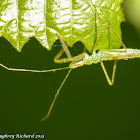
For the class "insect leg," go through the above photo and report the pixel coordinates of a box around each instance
[54,48,86,64]
[41,68,72,121]
[100,60,117,85]
[86,1,105,51]
[108,23,127,50]
[41,36,85,120]
[54,35,86,64]
[54,48,73,63]
[57,34,72,58]
[93,5,104,50]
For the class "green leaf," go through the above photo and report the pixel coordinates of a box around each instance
[0,0,49,51]
[0,0,124,53]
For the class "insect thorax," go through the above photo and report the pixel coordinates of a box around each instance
[83,52,101,65]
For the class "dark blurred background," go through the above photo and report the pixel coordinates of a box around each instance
[0,1,140,140]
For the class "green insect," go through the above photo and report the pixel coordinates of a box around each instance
[0,0,140,121]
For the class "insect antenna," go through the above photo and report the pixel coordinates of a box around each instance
[41,68,72,121]
[0,63,70,73]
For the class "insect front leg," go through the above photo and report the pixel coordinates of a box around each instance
[93,6,126,51]
[86,0,105,52]
[93,5,104,50]
[54,35,86,64]
[54,48,73,63]
[100,60,117,85]
[54,48,86,64]
[108,23,127,51]
[57,34,72,59]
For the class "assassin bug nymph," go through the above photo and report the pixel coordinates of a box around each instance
[1,2,140,121]
[1,29,140,121]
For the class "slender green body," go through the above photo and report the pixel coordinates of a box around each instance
[70,49,140,68]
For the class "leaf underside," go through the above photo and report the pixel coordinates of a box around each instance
[0,0,125,53]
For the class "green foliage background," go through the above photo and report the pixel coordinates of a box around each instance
[0,2,140,140]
